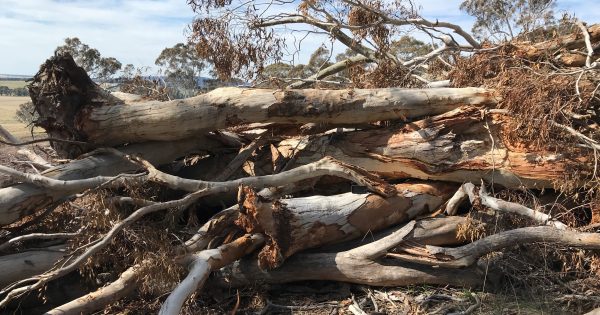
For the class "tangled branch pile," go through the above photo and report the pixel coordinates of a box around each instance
[1,22,600,314]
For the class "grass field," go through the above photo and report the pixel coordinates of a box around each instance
[0,80,27,89]
[0,96,44,139]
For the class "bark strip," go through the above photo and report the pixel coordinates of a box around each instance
[236,182,455,269]
[271,107,579,189]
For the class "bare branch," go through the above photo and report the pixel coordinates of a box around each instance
[138,156,396,197]
[45,264,143,315]
[0,124,51,168]
[159,234,265,315]
[448,182,568,229]
[288,55,371,89]
[576,21,598,68]
[392,226,600,268]
[347,221,416,260]
[0,232,78,252]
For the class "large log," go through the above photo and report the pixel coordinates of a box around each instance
[268,107,579,189]
[0,245,66,288]
[236,182,455,269]
[30,55,497,154]
[213,221,485,288]
[0,137,223,226]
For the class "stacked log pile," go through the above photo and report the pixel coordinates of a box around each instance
[1,24,600,314]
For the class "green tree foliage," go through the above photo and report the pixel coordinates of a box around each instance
[261,62,294,79]
[390,36,432,61]
[155,43,205,99]
[0,86,28,97]
[335,48,358,63]
[460,0,556,41]
[15,101,37,125]
[260,46,332,83]
[55,37,122,82]
[306,46,332,73]
[11,87,28,96]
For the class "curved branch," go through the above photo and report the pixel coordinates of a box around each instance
[0,232,78,252]
[340,0,480,48]
[139,156,396,197]
[446,182,568,230]
[45,264,143,315]
[0,164,145,191]
[392,226,600,268]
[0,156,393,307]
[159,234,265,315]
[0,124,51,168]
[255,15,393,64]
[288,55,372,89]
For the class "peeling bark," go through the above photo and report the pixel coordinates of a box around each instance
[213,221,485,288]
[236,182,455,269]
[270,107,578,189]
[30,55,497,152]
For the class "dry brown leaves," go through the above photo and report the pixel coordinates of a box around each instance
[190,17,284,80]
[348,61,424,88]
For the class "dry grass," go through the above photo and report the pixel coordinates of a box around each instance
[0,80,27,89]
[0,95,44,139]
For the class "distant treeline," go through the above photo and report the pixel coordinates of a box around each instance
[0,86,28,96]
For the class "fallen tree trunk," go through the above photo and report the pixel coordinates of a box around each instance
[268,107,580,189]
[213,221,485,288]
[0,245,66,288]
[30,55,497,153]
[0,137,225,226]
[236,182,455,269]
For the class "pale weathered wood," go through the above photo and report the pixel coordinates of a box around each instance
[447,182,568,229]
[0,245,66,288]
[389,226,600,268]
[160,234,264,315]
[270,107,578,189]
[45,208,243,315]
[213,221,484,288]
[44,264,142,315]
[0,138,219,226]
[236,182,455,269]
[64,85,496,146]
[0,156,396,307]
[30,54,497,149]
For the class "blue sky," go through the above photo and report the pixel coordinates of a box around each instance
[0,0,598,76]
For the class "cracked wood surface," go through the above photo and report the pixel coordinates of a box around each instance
[236,182,455,269]
[270,107,576,189]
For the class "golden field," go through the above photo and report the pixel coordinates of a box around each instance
[0,96,45,139]
[0,80,27,89]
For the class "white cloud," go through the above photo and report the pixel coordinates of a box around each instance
[0,0,598,76]
[0,0,195,75]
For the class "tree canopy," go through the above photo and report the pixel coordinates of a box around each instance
[54,37,122,82]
